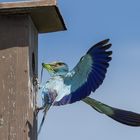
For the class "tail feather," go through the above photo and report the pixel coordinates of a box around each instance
[38,105,51,135]
[110,109,140,126]
[83,97,140,126]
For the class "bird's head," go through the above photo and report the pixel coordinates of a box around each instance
[42,62,69,76]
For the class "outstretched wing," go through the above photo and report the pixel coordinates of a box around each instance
[55,39,112,106]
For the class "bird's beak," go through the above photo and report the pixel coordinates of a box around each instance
[42,63,54,72]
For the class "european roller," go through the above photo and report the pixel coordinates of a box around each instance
[38,39,140,134]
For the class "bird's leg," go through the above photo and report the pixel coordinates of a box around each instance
[35,92,52,116]
[35,105,46,117]
[36,106,44,113]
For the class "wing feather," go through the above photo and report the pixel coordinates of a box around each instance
[54,39,112,106]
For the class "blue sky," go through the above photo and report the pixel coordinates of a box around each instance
[1,0,140,139]
[38,0,140,140]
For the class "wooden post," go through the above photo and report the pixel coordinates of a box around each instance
[0,1,66,140]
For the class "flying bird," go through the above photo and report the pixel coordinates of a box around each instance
[38,39,140,134]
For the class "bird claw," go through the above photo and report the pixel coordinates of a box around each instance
[35,106,44,116]
[33,75,39,86]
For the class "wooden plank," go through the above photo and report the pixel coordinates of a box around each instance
[0,0,56,9]
[0,14,37,140]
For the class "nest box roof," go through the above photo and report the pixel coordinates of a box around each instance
[0,0,66,33]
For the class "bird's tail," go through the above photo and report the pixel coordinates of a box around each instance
[83,97,140,126]
[38,105,51,135]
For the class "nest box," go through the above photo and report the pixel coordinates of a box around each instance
[0,0,66,139]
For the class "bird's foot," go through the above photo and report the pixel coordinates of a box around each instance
[34,106,44,117]
[33,75,39,86]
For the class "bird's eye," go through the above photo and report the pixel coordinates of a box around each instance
[57,63,63,66]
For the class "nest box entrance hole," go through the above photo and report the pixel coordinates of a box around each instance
[32,52,35,74]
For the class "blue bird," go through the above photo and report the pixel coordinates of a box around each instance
[38,39,140,134]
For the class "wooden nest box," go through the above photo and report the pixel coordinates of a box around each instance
[0,0,66,139]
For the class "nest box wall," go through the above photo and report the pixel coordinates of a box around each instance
[0,0,66,140]
[0,15,38,140]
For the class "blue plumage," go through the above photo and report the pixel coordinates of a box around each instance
[37,39,140,134]
[55,39,112,105]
